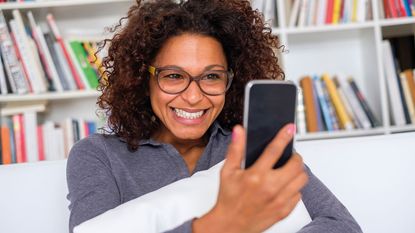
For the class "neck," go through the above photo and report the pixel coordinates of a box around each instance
[152,128,208,173]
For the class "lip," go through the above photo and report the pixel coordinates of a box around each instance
[170,107,209,125]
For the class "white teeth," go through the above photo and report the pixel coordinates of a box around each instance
[173,108,204,119]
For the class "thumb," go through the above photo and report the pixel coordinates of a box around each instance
[223,125,246,172]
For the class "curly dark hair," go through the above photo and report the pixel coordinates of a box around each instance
[98,0,284,151]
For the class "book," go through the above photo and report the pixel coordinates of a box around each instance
[12,114,26,163]
[321,79,340,130]
[0,10,29,94]
[322,74,354,130]
[311,75,324,131]
[11,10,47,93]
[333,76,359,129]
[404,69,415,110]
[326,0,334,23]
[1,124,12,164]
[338,77,372,129]
[400,73,415,123]
[300,76,319,132]
[0,51,8,94]
[313,75,334,131]
[348,77,380,127]
[27,11,63,92]
[382,40,406,126]
[37,125,45,161]
[68,40,99,89]
[23,111,39,162]
[289,0,302,27]
[332,0,342,23]
[46,13,85,90]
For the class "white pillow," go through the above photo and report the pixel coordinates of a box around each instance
[74,161,311,233]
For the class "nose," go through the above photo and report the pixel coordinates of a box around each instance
[180,81,204,105]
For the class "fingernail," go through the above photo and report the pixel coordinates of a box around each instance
[232,127,238,142]
[287,124,296,136]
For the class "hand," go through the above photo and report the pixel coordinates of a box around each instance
[193,124,308,233]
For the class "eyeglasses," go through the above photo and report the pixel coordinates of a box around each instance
[148,65,233,96]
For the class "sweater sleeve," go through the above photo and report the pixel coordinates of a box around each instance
[66,136,120,233]
[298,165,362,233]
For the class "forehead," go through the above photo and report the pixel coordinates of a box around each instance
[153,33,227,71]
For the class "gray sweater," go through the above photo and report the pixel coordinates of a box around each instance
[67,122,362,233]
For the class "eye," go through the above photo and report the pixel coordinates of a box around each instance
[204,73,221,80]
[163,73,184,80]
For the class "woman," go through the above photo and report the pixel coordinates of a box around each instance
[67,0,362,232]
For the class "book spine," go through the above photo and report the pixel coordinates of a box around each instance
[0,52,9,94]
[326,0,334,23]
[300,76,319,132]
[321,79,340,130]
[46,13,85,90]
[23,111,39,162]
[405,69,415,109]
[333,76,359,129]
[382,40,406,126]
[11,10,47,93]
[1,125,12,164]
[69,40,99,89]
[37,125,45,161]
[12,114,26,163]
[0,11,29,94]
[312,75,324,131]
[400,73,415,123]
[332,0,342,23]
[313,75,333,131]
[403,0,412,16]
[338,77,371,129]
[348,78,380,127]
[322,74,354,130]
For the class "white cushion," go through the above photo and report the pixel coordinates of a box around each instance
[74,161,311,233]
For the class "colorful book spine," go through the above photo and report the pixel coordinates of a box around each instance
[312,75,324,131]
[400,73,415,123]
[313,75,333,131]
[300,76,319,132]
[69,40,99,89]
[321,79,340,130]
[322,74,354,130]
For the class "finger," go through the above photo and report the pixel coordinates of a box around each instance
[222,125,246,172]
[266,154,305,191]
[251,123,295,170]
[273,193,302,222]
[271,166,308,201]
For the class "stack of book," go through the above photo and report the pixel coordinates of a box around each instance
[297,74,379,134]
[381,0,415,18]
[288,0,372,28]
[382,35,415,127]
[0,114,97,165]
[0,10,105,95]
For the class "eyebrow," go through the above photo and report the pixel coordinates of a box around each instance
[157,64,227,71]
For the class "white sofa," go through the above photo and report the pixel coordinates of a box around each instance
[0,132,414,233]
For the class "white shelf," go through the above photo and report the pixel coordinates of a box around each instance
[0,0,130,10]
[285,21,375,35]
[296,128,386,141]
[0,90,99,102]
[379,17,415,27]
[389,125,415,133]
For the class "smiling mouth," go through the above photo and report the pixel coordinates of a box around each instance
[171,107,208,120]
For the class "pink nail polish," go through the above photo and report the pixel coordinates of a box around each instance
[232,128,237,141]
[287,124,296,135]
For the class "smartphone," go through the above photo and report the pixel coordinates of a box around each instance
[243,80,297,169]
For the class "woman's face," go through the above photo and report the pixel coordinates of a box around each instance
[149,33,227,143]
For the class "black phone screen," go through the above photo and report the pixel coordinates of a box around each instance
[244,81,297,169]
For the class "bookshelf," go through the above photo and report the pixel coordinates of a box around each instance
[265,0,415,140]
[0,0,131,165]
